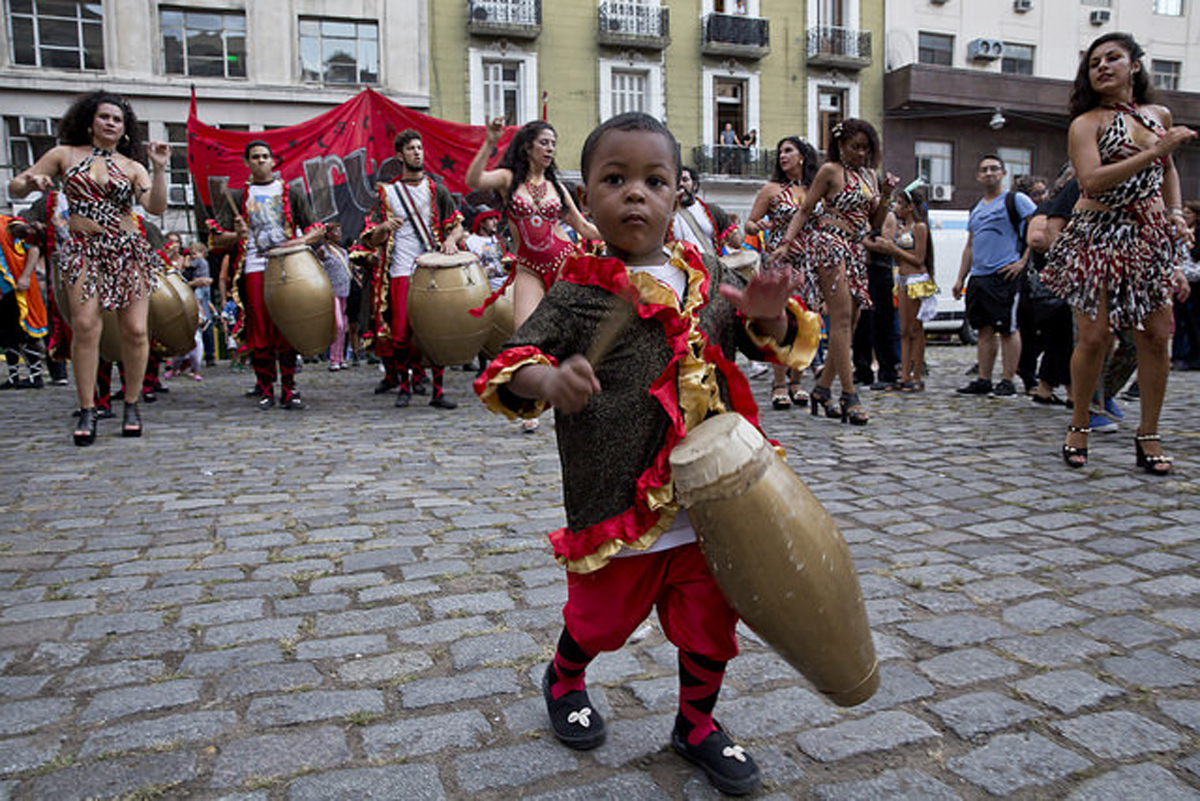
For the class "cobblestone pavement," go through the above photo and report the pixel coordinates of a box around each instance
[0,345,1198,800]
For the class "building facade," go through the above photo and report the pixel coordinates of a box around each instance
[883,0,1200,209]
[1,0,428,232]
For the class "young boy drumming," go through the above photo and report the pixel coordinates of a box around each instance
[475,113,819,795]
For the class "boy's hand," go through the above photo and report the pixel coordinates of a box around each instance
[542,355,600,414]
[719,266,797,321]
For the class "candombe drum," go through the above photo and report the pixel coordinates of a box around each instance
[669,413,878,707]
[148,269,199,356]
[408,251,491,366]
[263,242,336,357]
[480,284,515,359]
[720,249,761,282]
[52,263,124,363]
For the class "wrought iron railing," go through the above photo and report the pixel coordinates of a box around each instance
[691,145,775,179]
[700,13,769,53]
[598,2,668,40]
[467,0,541,33]
[806,26,872,65]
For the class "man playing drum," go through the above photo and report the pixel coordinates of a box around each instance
[364,129,464,409]
[671,167,738,258]
[209,141,324,410]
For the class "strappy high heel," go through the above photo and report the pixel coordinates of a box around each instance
[1134,432,1171,475]
[73,408,97,446]
[1062,424,1090,469]
[810,385,834,417]
[771,381,792,410]
[122,401,142,438]
[788,381,808,406]
[839,392,869,426]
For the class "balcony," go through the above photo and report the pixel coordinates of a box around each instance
[467,0,541,39]
[807,26,872,70]
[598,2,670,50]
[700,13,769,59]
[691,145,774,179]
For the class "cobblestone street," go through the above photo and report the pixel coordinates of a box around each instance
[0,344,1198,800]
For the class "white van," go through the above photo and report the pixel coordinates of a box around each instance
[925,209,975,343]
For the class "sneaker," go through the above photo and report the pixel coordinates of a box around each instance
[1090,410,1119,433]
[1123,382,1140,400]
[956,378,993,395]
[53,377,70,386]
[429,395,457,410]
[373,379,398,395]
[991,379,1017,397]
[542,664,606,750]
[281,393,304,410]
[412,375,429,395]
[257,395,276,410]
[671,716,761,796]
[394,390,411,408]
[141,389,157,403]
[1103,397,1124,421]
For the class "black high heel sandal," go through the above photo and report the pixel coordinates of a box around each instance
[122,401,142,438]
[1062,424,1090,468]
[788,382,808,405]
[839,392,869,426]
[771,382,791,410]
[810,385,834,417]
[1134,433,1171,475]
[73,408,97,446]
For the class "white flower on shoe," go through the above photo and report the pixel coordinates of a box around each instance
[722,745,747,762]
[567,707,593,728]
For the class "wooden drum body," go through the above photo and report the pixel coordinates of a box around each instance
[670,413,878,707]
[264,244,336,357]
[408,252,490,366]
[719,250,761,282]
[148,269,199,357]
[480,284,515,359]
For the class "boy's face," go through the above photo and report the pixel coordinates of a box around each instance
[245,145,276,183]
[579,128,678,266]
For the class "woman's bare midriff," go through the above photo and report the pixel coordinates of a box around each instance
[70,215,141,235]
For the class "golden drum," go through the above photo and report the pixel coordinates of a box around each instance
[408,251,491,366]
[480,284,515,359]
[669,413,879,707]
[148,269,199,357]
[264,244,336,357]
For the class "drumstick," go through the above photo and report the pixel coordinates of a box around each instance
[586,298,635,368]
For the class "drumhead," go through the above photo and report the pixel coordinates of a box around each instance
[719,250,760,271]
[415,251,480,269]
[266,242,310,258]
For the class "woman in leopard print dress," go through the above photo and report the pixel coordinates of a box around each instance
[1042,33,1195,474]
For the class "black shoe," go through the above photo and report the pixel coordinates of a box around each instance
[412,375,429,395]
[991,379,1017,397]
[141,389,157,403]
[95,406,115,420]
[394,390,411,408]
[257,395,276,410]
[0,379,17,390]
[373,379,398,395]
[1031,392,1065,406]
[154,384,169,394]
[29,375,43,389]
[73,408,97,447]
[244,386,261,398]
[122,402,142,437]
[868,380,893,391]
[671,716,761,796]
[542,664,606,750]
[281,392,304,410]
[956,378,993,395]
[429,394,457,410]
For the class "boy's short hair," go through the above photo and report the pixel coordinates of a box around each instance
[580,112,681,183]
[394,129,422,151]
[243,139,273,160]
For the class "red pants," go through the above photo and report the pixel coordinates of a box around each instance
[564,543,739,661]
[375,275,418,363]
[242,271,290,352]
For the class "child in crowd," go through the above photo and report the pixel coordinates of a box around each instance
[475,112,818,795]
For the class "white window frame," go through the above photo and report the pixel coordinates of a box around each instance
[700,0,762,15]
[1001,42,1034,76]
[468,45,539,126]
[805,76,859,148]
[807,0,860,30]
[160,7,247,79]
[7,0,104,71]
[1151,59,1181,91]
[1153,0,1183,15]
[702,65,759,147]
[598,57,664,122]
[914,140,953,186]
[998,146,1033,191]
[299,17,379,85]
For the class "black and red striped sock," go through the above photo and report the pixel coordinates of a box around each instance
[548,628,595,700]
[678,651,726,746]
[251,351,275,398]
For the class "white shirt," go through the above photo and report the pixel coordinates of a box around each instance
[242,180,288,275]
[385,180,433,279]
[674,201,715,254]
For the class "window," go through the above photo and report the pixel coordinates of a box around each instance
[998,146,1032,192]
[1002,43,1034,76]
[300,18,378,84]
[1153,0,1183,15]
[482,60,523,125]
[915,141,953,187]
[817,87,846,154]
[610,70,647,115]
[164,123,191,205]
[598,59,663,122]
[714,76,747,144]
[5,116,58,176]
[8,0,104,70]
[1152,59,1181,91]
[918,32,953,66]
[469,47,537,125]
[161,9,246,78]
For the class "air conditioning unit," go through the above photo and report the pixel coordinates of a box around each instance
[1089,9,1110,24]
[18,116,53,136]
[1013,0,1032,12]
[967,38,1004,61]
[167,184,194,206]
[930,0,948,5]
[930,183,954,202]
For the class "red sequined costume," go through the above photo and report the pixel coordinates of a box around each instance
[59,148,159,310]
[507,183,579,291]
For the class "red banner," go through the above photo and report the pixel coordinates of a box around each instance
[187,88,515,238]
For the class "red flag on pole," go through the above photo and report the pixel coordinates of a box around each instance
[542,91,549,121]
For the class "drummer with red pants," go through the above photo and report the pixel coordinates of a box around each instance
[209,140,323,410]
[363,129,464,409]
[475,112,819,796]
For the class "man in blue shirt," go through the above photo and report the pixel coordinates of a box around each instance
[952,154,1036,396]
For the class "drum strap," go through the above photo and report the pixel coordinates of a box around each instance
[678,205,716,258]
[390,179,436,252]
